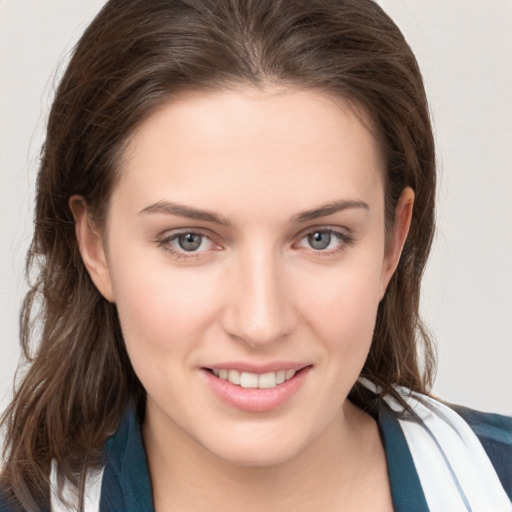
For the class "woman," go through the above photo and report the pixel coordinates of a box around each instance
[1,0,510,510]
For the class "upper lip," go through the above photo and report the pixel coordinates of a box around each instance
[204,362,311,374]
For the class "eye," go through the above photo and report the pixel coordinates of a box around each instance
[296,228,353,253]
[158,230,218,258]
[176,232,205,251]
[307,231,334,250]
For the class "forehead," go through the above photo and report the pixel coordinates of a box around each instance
[114,86,385,218]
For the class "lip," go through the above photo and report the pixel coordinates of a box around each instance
[207,361,309,373]
[201,364,312,413]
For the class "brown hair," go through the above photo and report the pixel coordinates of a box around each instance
[1,0,436,509]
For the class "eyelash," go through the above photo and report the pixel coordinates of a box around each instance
[157,229,216,261]
[156,227,354,261]
[294,228,354,257]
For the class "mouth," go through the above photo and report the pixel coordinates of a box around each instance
[207,368,300,389]
[201,365,312,412]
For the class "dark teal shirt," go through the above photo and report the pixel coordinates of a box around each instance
[1,402,511,511]
[99,402,512,511]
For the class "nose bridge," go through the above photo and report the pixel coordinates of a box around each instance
[223,243,293,346]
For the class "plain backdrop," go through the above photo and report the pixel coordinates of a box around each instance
[1,0,511,415]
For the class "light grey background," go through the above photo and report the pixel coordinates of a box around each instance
[1,1,511,415]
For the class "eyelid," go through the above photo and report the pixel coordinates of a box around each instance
[295,224,353,241]
[156,228,221,259]
[293,225,355,253]
[297,224,352,238]
[156,225,219,242]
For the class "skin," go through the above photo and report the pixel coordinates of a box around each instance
[71,86,413,511]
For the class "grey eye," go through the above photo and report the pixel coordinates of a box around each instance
[177,233,203,251]
[307,231,332,250]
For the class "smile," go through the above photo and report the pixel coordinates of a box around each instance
[203,365,311,412]
[211,368,297,389]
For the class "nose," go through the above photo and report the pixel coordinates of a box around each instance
[221,247,296,348]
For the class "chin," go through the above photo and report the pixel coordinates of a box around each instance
[214,447,300,469]
[199,427,311,468]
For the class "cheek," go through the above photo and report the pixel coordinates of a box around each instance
[300,261,383,338]
[108,246,221,362]
[294,253,384,382]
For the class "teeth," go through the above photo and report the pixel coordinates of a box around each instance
[258,372,277,389]
[285,369,296,380]
[240,372,258,388]
[212,368,298,389]
[228,369,240,385]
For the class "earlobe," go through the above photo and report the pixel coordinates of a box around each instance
[380,187,415,298]
[69,196,115,302]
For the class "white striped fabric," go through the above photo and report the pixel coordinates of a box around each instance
[359,378,512,511]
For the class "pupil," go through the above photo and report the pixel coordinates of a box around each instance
[308,231,331,250]
[178,233,202,251]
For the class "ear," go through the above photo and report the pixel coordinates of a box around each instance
[69,196,115,302]
[380,186,415,298]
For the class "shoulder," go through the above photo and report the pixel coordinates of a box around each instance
[0,497,11,512]
[369,379,512,508]
[448,403,512,500]
[0,489,33,512]
[98,405,153,511]
[0,494,11,512]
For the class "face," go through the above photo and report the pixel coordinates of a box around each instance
[75,86,411,467]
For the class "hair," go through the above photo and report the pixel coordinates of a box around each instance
[1,0,436,509]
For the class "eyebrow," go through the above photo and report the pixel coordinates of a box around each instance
[138,201,231,226]
[292,199,369,223]
[138,198,369,225]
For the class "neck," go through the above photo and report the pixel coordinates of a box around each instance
[143,401,390,512]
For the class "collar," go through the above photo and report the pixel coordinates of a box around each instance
[95,401,429,512]
[64,389,510,511]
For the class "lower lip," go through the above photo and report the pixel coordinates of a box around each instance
[202,367,311,412]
